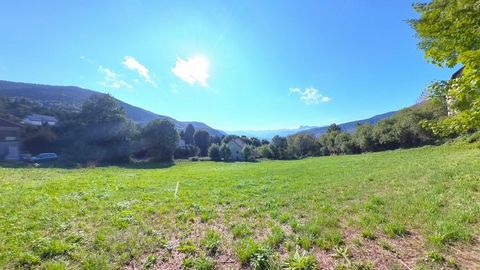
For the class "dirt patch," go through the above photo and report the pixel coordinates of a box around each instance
[449,237,480,270]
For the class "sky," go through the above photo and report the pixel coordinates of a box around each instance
[0,0,455,131]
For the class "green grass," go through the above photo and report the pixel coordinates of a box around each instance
[0,142,479,269]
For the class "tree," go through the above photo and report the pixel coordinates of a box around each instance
[288,134,317,157]
[327,124,341,133]
[242,145,254,161]
[23,125,58,155]
[142,120,179,162]
[220,143,231,161]
[334,132,356,154]
[410,0,480,135]
[174,145,199,159]
[372,118,399,151]
[59,94,137,164]
[208,144,221,161]
[184,124,195,145]
[352,124,376,152]
[194,130,210,156]
[250,137,262,147]
[318,127,341,155]
[271,135,288,159]
[257,144,274,159]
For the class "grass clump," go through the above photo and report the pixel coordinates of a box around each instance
[235,238,261,265]
[231,223,253,239]
[284,250,316,270]
[177,240,197,255]
[200,230,221,256]
[383,223,408,238]
[182,256,215,270]
[316,230,343,250]
[266,226,285,248]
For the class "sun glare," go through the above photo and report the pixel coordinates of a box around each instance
[172,55,209,87]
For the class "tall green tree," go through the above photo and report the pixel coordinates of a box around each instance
[208,144,221,161]
[59,94,137,163]
[410,0,480,135]
[194,130,210,156]
[142,120,179,162]
[184,124,195,145]
[220,143,231,161]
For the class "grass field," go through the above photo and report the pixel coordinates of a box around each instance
[0,142,479,269]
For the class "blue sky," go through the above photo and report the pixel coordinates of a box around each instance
[0,0,454,131]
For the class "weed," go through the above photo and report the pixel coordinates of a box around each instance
[284,249,316,270]
[427,250,445,263]
[182,256,215,270]
[178,240,197,255]
[143,255,156,269]
[200,230,221,256]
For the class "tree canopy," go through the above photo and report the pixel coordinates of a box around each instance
[410,0,480,135]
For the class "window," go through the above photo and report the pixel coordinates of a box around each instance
[5,136,16,141]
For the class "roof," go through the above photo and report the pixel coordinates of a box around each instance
[0,118,22,128]
[451,67,464,80]
[24,114,58,122]
[229,138,246,148]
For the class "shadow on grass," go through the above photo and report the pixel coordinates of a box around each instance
[0,160,176,170]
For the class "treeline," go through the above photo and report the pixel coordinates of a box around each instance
[254,100,448,159]
[8,94,259,165]
[3,93,450,165]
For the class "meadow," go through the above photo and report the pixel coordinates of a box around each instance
[0,141,479,269]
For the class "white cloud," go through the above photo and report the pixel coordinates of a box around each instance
[289,87,331,105]
[98,66,132,89]
[122,56,157,87]
[172,56,209,87]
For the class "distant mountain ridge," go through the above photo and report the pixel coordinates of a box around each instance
[0,80,225,136]
[228,126,315,140]
[296,111,398,137]
[231,111,397,140]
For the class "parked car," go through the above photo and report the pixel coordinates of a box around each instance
[30,153,58,162]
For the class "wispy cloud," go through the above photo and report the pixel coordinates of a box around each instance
[172,56,209,87]
[122,56,157,87]
[98,66,132,89]
[289,87,331,105]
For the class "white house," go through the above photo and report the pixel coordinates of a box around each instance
[177,139,186,147]
[227,138,246,161]
[22,114,58,126]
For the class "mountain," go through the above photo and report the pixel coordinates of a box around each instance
[296,111,398,137]
[0,80,225,136]
[228,126,316,140]
[227,111,397,140]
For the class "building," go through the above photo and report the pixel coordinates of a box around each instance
[227,138,246,161]
[22,114,58,126]
[177,139,186,148]
[0,118,22,160]
[447,67,464,116]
